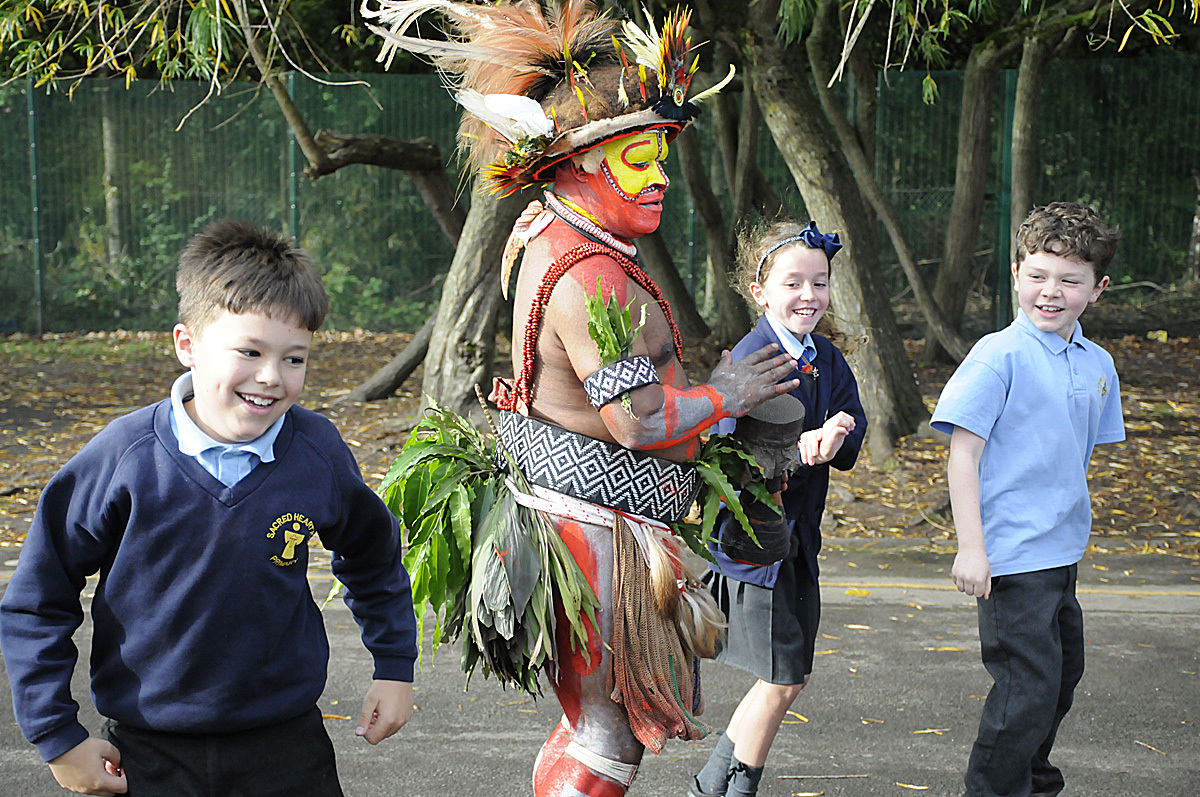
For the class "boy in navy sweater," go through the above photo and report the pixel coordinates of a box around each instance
[0,220,418,796]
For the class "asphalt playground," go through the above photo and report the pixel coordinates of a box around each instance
[2,537,1197,797]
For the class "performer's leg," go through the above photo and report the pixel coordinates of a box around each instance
[533,717,574,795]
[536,517,644,797]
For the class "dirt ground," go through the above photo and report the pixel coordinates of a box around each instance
[2,315,1198,562]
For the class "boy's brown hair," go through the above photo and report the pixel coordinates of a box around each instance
[1015,201,1122,280]
[177,219,328,332]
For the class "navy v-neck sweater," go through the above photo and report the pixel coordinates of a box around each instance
[0,400,416,761]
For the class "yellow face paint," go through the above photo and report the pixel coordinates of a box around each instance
[599,130,669,199]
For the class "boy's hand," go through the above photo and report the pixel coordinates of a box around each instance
[48,737,127,795]
[799,411,856,466]
[952,548,992,600]
[356,679,414,745]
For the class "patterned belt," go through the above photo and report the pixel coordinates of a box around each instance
[497,412,700,524]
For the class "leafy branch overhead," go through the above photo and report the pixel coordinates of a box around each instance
[775,0,1196,104]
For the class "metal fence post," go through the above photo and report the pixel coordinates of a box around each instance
[287,72,299,240]
[993,69,1017,331]
[26,77,43,337]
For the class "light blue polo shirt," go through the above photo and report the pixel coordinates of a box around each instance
[930,311,1124,576]
[169,372,284,487]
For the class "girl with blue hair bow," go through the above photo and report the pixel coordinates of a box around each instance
[688,220,868,797]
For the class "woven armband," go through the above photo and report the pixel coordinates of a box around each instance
[583,356,660,409]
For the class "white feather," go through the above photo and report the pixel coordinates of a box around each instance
[620,17,660,71]
[689,64,736,105]
[456,90,554,142]
[366,24,521,70]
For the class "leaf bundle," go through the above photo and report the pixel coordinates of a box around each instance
[378,402,599,697]
[670,434,781,559]
[583,276,649,365]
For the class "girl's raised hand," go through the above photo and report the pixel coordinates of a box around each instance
[799,411,855,465]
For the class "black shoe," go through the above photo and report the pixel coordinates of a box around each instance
[688,774,725,797]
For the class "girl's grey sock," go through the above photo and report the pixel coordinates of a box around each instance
[726,758,765,797]
[693,732,735,795]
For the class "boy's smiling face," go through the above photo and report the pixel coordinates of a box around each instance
[173,309,312,444]
[1013,252,1109,341]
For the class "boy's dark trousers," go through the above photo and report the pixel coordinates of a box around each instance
[965,564,1084,797]
[101,705,344,797]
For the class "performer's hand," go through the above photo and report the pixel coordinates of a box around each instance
[356,680,414,744]
[48,737,127,795]
[707,344,799,418]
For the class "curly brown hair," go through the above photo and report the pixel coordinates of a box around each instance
[1015,202,1121,280]
[733,220,860,353]
[177,219,328,333]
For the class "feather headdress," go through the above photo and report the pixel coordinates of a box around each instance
[361,0,733,194]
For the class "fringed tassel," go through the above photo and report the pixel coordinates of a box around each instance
[625,518,724,659]
[609,515,710,753]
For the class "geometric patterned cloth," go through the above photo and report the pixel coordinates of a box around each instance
[498,412,699,523]
[582,355,661,409]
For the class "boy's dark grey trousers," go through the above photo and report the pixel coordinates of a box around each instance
[101,705,344,796]
[965,564,1084,797]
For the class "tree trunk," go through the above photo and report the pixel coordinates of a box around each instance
[637,230,712,341]
[338,317,434,403]
[745,2,927,460]
[710,78,787,222]
[676,126,753,344]
[807,0,971,362]
[310,131,465,245]
[421,185,526,420]
[924,39,1014,362]
[1009,29,1073,314]
[100,87,127,277]
[731,80,761,233]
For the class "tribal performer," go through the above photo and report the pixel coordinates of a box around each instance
[363,2,800,795]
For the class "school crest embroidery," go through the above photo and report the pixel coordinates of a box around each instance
[267,512,314,567]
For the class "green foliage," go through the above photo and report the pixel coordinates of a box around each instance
[377,403,600,696]
[38,160,217,331]
[671,434,779,560]
[583,276,649,364]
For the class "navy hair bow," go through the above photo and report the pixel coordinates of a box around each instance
[755,220,843,283]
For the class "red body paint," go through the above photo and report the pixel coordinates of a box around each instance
[636,383,729,452]
[564,254,630,307]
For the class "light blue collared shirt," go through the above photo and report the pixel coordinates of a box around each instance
[764,312,817,368]
[930,310,1125,576]
[169,372,285,487]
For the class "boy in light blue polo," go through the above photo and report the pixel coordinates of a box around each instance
[931,202,1124,797]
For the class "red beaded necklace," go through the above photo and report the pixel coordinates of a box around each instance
[503,242,684,412]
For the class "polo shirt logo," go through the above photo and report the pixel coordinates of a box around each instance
[1098,377,1108,399]
[267,512,315,567]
